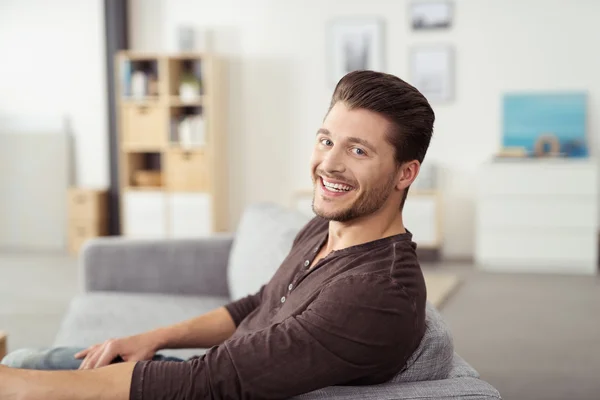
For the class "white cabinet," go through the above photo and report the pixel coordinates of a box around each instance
[403,191,441,249]
[168,192,213,238]
[475,159,598,275]
[123,191,167,238]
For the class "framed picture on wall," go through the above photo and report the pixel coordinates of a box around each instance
[409,45,454,102]
[327,18,385,86]
[410,1,453,30]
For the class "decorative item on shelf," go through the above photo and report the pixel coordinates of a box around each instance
[178,26,196,51]
[533,134,561,157]
[133,170,163,187]
[147,74,159,96]
[179,71,201,102]
[176,26,212,52]
[131,70,148,99]
[562,139,587,158]
[503,92,588,158]
[327,18,384,86]
[410,1,453,31]
[178,115,205,149]
[495,146,528,158]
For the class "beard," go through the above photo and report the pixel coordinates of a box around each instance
[311,170,398,222]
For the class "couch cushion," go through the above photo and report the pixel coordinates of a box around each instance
[390,301,455,382]
[448,353,480,379]
[227,202,311,300]
[53,292,229,359]
[294,378,501,400]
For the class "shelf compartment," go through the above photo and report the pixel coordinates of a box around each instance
[125,152,164,189]
[168,57,204,99]
[119,58,161,99]
[169,106,205,147]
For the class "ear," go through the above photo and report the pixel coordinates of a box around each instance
[395,160,421,191]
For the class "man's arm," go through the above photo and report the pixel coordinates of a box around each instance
[131,275,423,400]
[78,286,265,369]
[0,362,135,400]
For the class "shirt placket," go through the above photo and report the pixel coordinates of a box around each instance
[282,244,322,304]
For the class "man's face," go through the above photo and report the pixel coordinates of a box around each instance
[310,102,401,222]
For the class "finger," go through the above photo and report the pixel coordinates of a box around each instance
[80,347,103,370]
[74,344,99,359]
[93,342,120,369]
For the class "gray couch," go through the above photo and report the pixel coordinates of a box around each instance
[55,203,501,399]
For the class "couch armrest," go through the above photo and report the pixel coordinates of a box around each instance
[79,235,233,297]
[294,377,501,400]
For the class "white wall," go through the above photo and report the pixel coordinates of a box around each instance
[0,0,108,189]
[130,0,600,259]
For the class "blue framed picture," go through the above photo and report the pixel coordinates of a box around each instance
[502,92,588,158]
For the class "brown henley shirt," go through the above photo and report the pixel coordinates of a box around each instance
[130,216,426,400]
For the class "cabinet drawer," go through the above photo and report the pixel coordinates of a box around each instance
[476,229,597,273]
[403,194,440,248]
[168,193,212,238]
[67,188,107,221]
[479,161,597,197]
[165,149,209,191]
[477,198,597,229]
[123,191,166,238]
[122,105,166,148]
[68,219,107,254]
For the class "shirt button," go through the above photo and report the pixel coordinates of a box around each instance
[304,260,310,267]
[314,246,319,253]
[288,283,293,291]
[281,296,286,303]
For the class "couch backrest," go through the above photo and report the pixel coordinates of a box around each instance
[228,202,458,382]
[390,301,455,382]
[227,203,311,300]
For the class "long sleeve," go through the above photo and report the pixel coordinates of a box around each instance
[223,285,266,326]
[129,274,423,400]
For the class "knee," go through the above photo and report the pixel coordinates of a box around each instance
[1,348,39,368]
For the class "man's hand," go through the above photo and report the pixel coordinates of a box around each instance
[75,332,159,370]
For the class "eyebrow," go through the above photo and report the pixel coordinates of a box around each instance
[317,128,378,154]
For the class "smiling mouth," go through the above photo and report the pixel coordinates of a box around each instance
[319,177,355,194]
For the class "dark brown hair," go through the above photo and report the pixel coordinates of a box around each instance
[328,70,435,207]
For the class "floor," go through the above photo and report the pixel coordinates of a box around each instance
[1,252,600,399]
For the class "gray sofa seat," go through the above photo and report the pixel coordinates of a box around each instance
[55,203,501,399]
[54,292,229,359]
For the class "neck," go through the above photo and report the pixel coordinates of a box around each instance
[325,204,406,252]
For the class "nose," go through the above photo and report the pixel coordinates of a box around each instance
[320,146,346,174]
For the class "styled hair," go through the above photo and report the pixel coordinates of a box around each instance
[328,70,435,207]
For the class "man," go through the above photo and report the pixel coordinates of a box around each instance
[1,70,435,399]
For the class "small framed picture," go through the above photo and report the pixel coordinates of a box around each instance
[410,1,453,31]
[410,45,454,102]
[327,18,385,86]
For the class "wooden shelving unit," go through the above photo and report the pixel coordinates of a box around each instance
[115,51,228,239]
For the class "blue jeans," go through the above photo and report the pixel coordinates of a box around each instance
[0,347,183,370]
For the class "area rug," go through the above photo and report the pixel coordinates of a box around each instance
[423,272,461,308]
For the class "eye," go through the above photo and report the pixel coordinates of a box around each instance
[352,147,366,156]
[320,138,333,147]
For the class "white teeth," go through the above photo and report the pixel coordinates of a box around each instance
[322,178,352,192]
